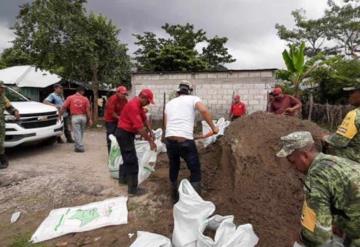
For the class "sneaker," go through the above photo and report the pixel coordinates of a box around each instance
[74,148,85,153]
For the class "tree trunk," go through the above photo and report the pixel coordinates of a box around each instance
[91,65,99,124]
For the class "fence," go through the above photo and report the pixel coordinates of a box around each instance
[303,101,353,130]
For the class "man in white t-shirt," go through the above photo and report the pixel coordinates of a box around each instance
[164,81,219,202]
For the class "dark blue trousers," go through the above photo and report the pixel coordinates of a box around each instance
[165,139,201,183]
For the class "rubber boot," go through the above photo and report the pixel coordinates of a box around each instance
[0,154,9,169]
[191,182,202,195]
[128,175,146,197]
[171,181,179,204]
[118,166,127,185]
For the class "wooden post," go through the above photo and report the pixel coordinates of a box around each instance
[162,92,166,140]
[308,93,314,121]
[229,90,235,120]
[326,102,331,128]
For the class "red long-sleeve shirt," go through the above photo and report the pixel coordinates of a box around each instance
[118,97,147,133]
[104,95,127,123]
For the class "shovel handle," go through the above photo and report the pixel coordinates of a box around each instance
[195,131,214,140]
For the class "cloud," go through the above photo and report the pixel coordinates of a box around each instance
[86,0,329,69]
[0,21,15,51]
[0,0,330,69]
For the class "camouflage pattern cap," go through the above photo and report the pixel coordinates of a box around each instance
[0,80,4,87]
[276,131,314,157]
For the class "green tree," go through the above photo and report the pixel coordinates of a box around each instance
[0,47,31,68]
[277,42,317,97]
[276,0,360,58]
[12,0,130,122]
[202,36,236,71]
[275,10,330,57]
[325,1,360,58]
[309,57,360,104]
[134,23,235,72]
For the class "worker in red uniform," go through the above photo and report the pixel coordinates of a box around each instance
[269,87,302,116]
[104,86,128,153]
[115,89,157,196]
[229,95,246,121]
[60,87,92,152]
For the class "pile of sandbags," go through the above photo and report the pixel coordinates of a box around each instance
[130,179,258,247]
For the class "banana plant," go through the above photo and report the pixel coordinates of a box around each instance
[279,42,317,97]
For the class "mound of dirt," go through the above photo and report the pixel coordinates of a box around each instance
[201,112,325,247]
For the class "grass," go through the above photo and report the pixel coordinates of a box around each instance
[9,233,45,247]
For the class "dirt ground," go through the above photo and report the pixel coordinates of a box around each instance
[0,129,176,247]
[0,113,326,247]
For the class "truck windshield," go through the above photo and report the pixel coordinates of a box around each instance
[5,87,29,102]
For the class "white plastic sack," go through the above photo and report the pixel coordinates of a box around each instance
[198,214,259,247]
[202,118,230,147]
[108,128,166,185]
[130,231,172,247]
[30,197,128,243]
[108,134,123,178]
[172,179,216,247]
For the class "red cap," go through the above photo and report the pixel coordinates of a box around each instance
[234,95,240,100]
[272,87,282,96]
[139,88,155,104]
[117,86,128,95]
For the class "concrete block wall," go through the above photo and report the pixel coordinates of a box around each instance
[132,70,276,120]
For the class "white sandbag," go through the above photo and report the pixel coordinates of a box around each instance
[172,179,216,247]
[202,118,230,147]
[201,120,217,147]
[130,231,171,247]
[197,215,235,247]
[107,128,166,185]
[30,197,128,243]
[108,134,123,178]
[197,215,258,247]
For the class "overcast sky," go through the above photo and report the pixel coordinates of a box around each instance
[0,0,330,69]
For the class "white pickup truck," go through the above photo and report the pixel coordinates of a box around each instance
[4,87,63,147]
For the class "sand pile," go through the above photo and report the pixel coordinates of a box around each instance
[201,112,325,247]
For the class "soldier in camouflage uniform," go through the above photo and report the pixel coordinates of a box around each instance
[277,131,360,247]
[323,84,360,163]
[0,81,20,169]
